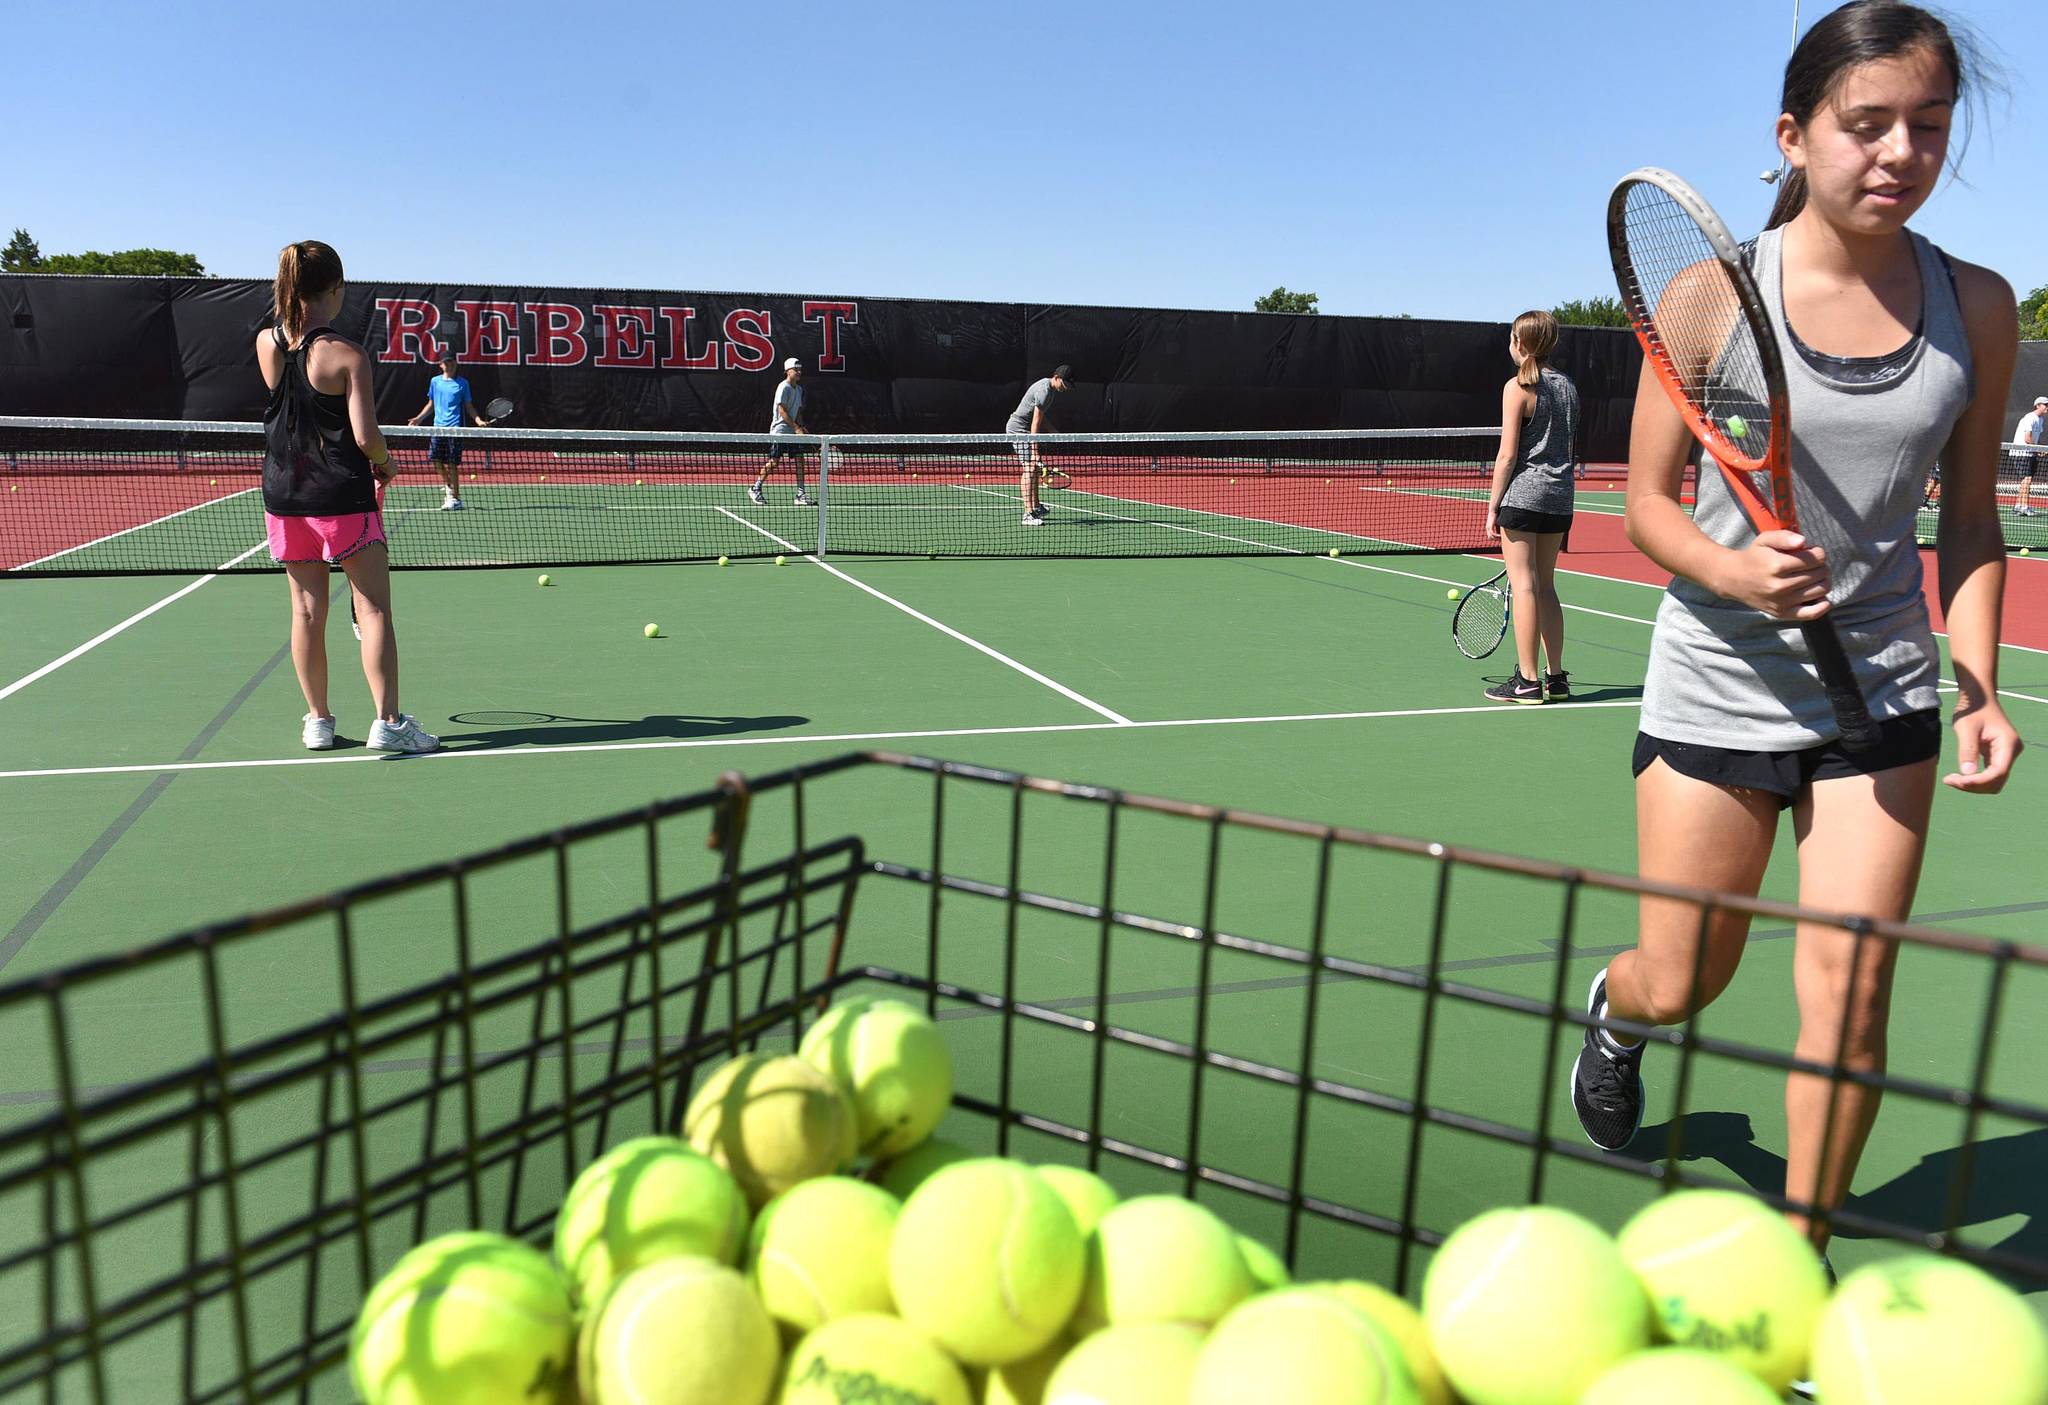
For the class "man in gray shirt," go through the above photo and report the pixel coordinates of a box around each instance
[1007,364,1072,525]
[749,358,812,506]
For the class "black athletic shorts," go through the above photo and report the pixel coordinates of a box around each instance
[427,436,462,464]
[1496,505,1572,549]
[1631,709,1942,808]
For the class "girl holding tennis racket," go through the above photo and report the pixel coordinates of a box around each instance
[1482,310,1580,704]
[257,240,438,755]
[1571,0,2019,1266]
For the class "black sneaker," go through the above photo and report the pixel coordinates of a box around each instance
[1544,670,1571,702]
[1570,967,1645,1151]
[1483,671,1545,705]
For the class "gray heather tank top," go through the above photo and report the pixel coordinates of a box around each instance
[1499,367,1579,515]
[1641,226,1970,748]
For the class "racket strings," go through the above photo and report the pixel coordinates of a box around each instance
[1454,584,1508,659]
[1619,184,1776,480]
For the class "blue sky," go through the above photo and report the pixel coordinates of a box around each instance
[8,0,2041,321]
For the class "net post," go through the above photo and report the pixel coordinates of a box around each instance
[817,438,832,558]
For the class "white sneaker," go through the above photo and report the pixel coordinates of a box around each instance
[302,713,336,750]
[2017,505,2038,518]
[747,485,766,506]
[441,494,464,511]
[367,714,440,754]
[1021,513,1043,526]
[794,492,813,507]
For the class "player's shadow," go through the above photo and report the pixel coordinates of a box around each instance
[1628,1111,2048,1281]
[439,711,809,751]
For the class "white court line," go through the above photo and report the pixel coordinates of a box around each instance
[0,542,270,705]
[0,699,1644,783]
[711,507,1131,725]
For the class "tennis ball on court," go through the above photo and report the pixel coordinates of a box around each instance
[1919,538,1931,547]
[1078,1194,1253,1332]
[889,1158,1086,1365]
[1421,1205,1648,1405]
[580,1257,778,1405]
[1239,1235,1291,1293]
[747,1176,899,1338]
[1036,1165,1120,1237]
[2024,547,2035,556]
[1446,588,1461,601]
[1580,1349,1780,1404]
[1312,1281,1452,1405]
[876,1135,978,1199]
[553,1136,749,1309]
[351,1231,575,1405]
[634,478,642,485]
[643,623,660,638]
[718,555,730,566]
[1617,1187,1827,1390]
[781,1315,973,1405]
[1726,415,1749,438]
[776,554,787,565]
[1191,1289,1417,1405]
[683,1053,858,1207]
[798,998,955,1159]
[1810,1256,2048,1405]
[208,477,216,485]
[1328,548,1340,558]
[1045,1322,1205,1404]
[537,574,551,587]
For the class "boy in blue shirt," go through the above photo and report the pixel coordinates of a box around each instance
[408,350,496,509]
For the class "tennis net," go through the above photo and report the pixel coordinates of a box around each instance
[0,418,1511,575]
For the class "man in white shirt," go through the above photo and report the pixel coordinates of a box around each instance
[749,358,812,507]
[2013,395,2047,517]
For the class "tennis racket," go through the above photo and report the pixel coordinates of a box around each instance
[1039,462,1073,490]
[1452,568,1511,659]
[482,396,514,423]
[1607,167,1880,751]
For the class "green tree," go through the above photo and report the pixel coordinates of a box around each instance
[37,248,205,276]
[1254,287,1319,315]
[2,229,42,272]
[2020,284,2047,342]
[1550,295,1631,329]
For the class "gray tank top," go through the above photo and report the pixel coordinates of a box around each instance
[1641,226,1971,748]
[1499,367,1579,515]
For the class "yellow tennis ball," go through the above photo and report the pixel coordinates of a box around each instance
[1617,1188,1827,1391]
[1036,1165,1120,1238]
[2023,547,2034,556]
[781,1315,972,1405]
[1446,588,1461,601]
[537,574,551,587]
[718,555,730,566]
[876,1136,977,1199]
[1311,1281,1452,1405]
[775,554,786,565]
[1238,1235,1291,1294]
[208,477,216,485]
[683,1054,857,1207]
[1725,414,1748,438]
[1190,1289,1416,1405]
[747,1176,899,1338]
[1078,1195,1253,1332]
[889,1158,1086,1365]
[1810,1256,2048,1405]
[351,1231,575,1405]
[580,1257,778,1405]
[1045,1322,1205,1403]
[553,1136,749,1309]
[1422,1206,1648,1405]
[798,999,955,1158]
[1580,1349,1780,1404]
[643,623,660,638]
[1327,548,1340,558]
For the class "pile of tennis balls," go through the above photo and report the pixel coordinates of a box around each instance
[350,997,2048,1405]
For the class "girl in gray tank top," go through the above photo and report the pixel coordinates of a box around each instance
[1482,310,1580,705]
[1565,2,2023,1287]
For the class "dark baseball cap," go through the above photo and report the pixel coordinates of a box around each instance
[1053,364,1074,382]
[437,348,459,364]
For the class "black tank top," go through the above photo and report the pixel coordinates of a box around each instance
[262,326,376,516]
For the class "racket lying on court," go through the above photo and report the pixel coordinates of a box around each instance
[1607,167,1879,751]
[1452,567,1511,660]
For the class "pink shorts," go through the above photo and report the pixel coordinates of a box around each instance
[266,511,385,565]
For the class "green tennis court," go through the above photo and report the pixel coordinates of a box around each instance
[5,472,2048,1400]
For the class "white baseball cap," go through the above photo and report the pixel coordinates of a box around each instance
[784,358,802,370]
[2035,395,2048,407]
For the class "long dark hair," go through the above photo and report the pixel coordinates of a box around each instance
[1764,1,1975,230]
[273,240,344,341]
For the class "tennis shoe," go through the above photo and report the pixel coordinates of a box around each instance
[1571,967,1646,1151]
[1483,671,1545,705]
[301,713,336,750]
[1028,503,1049,519]
[1544,670,1572,701]
[1020,513,1043,527]
[794,491,813,507]
[2017,505,2038,517]
[367,714,440,755]
[440,494,464,511]
[746,485,765,506]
